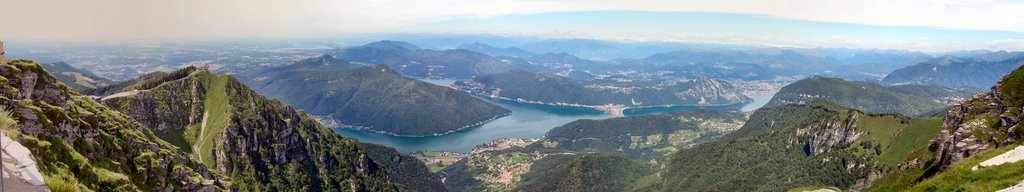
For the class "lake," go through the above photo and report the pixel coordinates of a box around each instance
[332,79,775,152]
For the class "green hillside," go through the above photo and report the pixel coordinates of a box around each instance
[646,101,943,191]
[513,154,645,192]
[766,76,979,117]
[38,61,112,92]
[240,55,510,136]
[527,109,748,164]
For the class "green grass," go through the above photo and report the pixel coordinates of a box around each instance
[195,73,231,169]
[877,118,943,166]
[94,167,130,186]
[844,114,906,159]
[854,115,904,150]
[867,167,929,192]
[907,145,1024,191]
[45,174,82,192]
[0,108,16,130]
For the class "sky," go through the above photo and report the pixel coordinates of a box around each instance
[2,0,1023,51]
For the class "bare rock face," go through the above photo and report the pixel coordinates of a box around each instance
[932,69,1024,168]
[798,113,861,156]
[679,77,750,105]
[2,131,48,192]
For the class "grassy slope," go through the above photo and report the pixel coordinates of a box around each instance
[907,145,1024,191]
[197,73,230,168]
[877,118,943,166]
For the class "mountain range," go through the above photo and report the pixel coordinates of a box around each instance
[883,54,1024,89]
[454,71,751,115]
[237,55,511,136]
[333,41,539,79]
[767,76,981,117]
[456,43,537,58]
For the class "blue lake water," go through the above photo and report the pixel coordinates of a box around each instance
[333,79,775,152]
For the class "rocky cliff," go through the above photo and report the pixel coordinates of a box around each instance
[931,65,1024,168]
[100,67,409,191]
[0,60,220,191]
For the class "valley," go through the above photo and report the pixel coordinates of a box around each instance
[333,95,764,153]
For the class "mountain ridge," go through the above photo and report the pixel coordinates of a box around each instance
[239,55,511,136]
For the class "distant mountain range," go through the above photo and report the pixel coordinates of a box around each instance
[457,42,537,58]
[454,71,751,115]
[635,47,931,80]
[883,53,1024,89]
[767,76,981,117]
[329,40,956,82]
[238,55,511,136]
[38,61,112,92]
[333,41,540,79]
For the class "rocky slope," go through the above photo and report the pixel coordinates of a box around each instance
[238,55,511,136]
[0,60,220,191]
[932,65,1024,166]
[99,66,414,191]
[866,64,1024,191]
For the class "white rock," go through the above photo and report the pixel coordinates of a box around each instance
[997,180,1024,192]
[1,131,47,186]
[974,145,1024,171]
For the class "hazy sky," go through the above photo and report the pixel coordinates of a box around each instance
[2,0,1023,51]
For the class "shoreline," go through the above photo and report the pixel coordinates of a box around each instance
[474,93,752,117]
[328,94,755,138]
[326,112,512,138]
